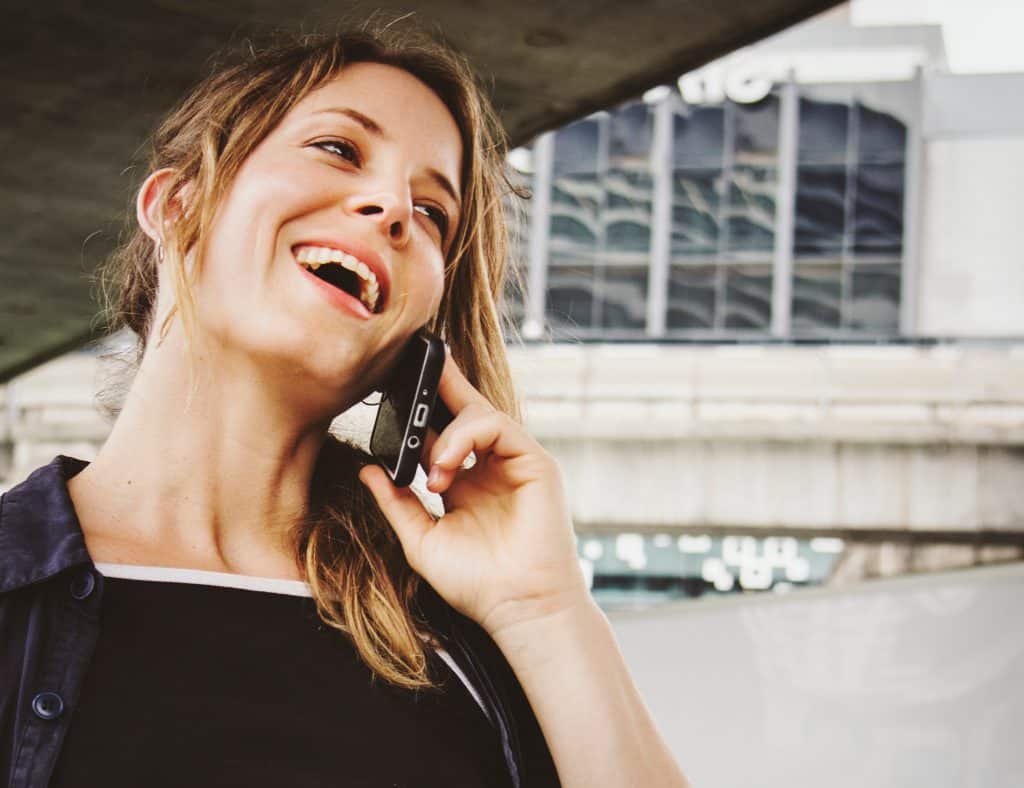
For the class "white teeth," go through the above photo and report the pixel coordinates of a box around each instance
[294,245,381,312]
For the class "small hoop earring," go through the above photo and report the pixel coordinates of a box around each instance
[156,242,165,263]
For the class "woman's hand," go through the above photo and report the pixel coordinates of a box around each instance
[357,351,590,640]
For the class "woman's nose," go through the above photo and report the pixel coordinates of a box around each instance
[349,192,411,247]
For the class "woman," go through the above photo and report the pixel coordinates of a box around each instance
[0,26,689,788]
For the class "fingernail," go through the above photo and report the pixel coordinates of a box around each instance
[427,464,442,488]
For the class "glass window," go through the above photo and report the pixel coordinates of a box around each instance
[849,264,900,332]
[667,265,717,330]
[605,104,654,258]
[547,256,598,334]
[792,82,911,336]
[853,163,904,257]
[798,99,849,164]
[724,265,773,330]
[577,532,844,610]
[672,104,724,168]
[794,165,847,256]
[518,77,913,341]
[792,264,842,334]
[669,94,778,335]
[734,93,780,164]
[545,103,653,336]
[553,117,600,176]
[727,165,777,254]
[672,169,721,257]
[598,265,648,331]
[503,145,533,332]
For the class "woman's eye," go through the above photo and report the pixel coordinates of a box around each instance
[414,204,449,241]
[313,139,361,166]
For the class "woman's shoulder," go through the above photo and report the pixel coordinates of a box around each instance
[0,455,91,594]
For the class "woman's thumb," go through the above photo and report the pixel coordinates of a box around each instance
[358,464,433,563]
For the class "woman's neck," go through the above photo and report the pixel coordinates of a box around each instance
[67,334,336,580]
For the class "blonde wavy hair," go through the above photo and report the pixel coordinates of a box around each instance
[95,26,524,690]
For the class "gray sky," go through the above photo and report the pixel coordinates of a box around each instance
[854,0,1024,73]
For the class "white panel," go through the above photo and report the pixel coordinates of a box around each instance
[610,564,1024,788]
[907,445,978,531]
[837,444,908,528]
[917,137,1024,337]
[977,447,1024,531]
[924,73,1024,138]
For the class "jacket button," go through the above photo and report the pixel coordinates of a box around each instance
[32,692,65,720]
[69,568,96,600]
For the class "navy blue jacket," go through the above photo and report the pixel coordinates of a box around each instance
[0,455,559,787]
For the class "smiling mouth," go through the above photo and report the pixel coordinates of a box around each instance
[294,245,382,313]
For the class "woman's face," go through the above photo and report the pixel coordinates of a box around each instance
[176,61,463,411]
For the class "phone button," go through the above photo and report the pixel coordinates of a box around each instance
[413,403,429,428]
[407,435,421,450]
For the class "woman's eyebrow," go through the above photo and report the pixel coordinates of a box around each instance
[312,106,461,211]
[426,169,461,213]
[314,106,389,139]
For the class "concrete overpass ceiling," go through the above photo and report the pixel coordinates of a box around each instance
[1,0,840,382]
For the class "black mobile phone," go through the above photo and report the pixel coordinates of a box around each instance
[369,328,454,487]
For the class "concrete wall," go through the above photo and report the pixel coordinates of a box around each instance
[916,135,1024,337]
[5,343,1023,541]
[511,343,1024,535]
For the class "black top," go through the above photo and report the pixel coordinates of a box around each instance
[48,576,514,788]
[1,455,560,788]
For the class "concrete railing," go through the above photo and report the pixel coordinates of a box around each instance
[4,344,1024,536]
[509,344,1024,445]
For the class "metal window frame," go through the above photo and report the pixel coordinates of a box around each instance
[771,74,799,337]
[524,131,554,338]
[646,94,674,337]
[899,67,924,337]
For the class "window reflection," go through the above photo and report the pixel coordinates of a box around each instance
[849,264,900,332]
[598,266,648,331]
[724,266,772,330]
[669,94,778,333]
[798,95,850,164]
[513,78,910,340]
[734,94,780,162]
[667,265,717,330]
[545,103,653,335]
[672,170,720,256]
[503,145,532,333]
[672,105,724,168]
[792,265,842,333]
[727,165,776,253]
[853,163,904,256]
[795,166,847,256]
[792,84,908,335]
[547,257,597,334]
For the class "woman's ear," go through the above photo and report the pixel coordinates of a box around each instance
[136,168,191,246]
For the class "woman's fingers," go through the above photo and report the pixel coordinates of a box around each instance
[419,351,539,493]
[436,349,493,415]
[358,464,435,564]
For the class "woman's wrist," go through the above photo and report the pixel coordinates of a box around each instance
[485,588,602,663]
[488,591,691,787]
